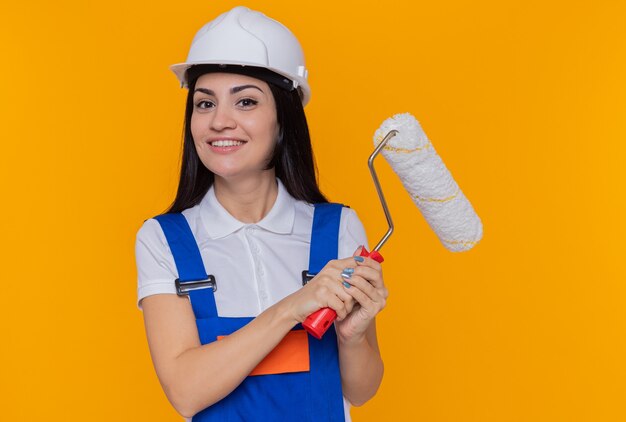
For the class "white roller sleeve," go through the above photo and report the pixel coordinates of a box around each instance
[374,113,483,252]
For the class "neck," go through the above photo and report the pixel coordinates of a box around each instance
[213,170,279,223]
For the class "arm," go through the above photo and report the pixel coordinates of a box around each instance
[334,209,387,405]
[338,319,384,406]
[336,253,388,406]
[141,258,360,418]
[142,293,297,418]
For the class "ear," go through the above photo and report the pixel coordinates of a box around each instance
[276,127,284,147]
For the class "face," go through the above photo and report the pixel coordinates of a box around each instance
[190,72,279,182]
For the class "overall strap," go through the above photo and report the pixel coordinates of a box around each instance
[153,213,218,319]
[307,202,346,420]
[308,203,344,275]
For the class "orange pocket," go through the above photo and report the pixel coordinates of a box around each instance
[217,329,310,376]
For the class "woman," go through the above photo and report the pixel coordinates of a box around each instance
[135,6,388,421]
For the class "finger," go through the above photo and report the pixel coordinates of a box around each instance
[344,273,388,306]
[351,266,384,289]
[317,273,356,310]
[318,273,356,300]
[326,294,348,320]
[319,258,358,274]
[343,274,380,302]
[337,256,362,269]
[341,279,381,316]
[353,245,366,257]
[353,254,383,273]
[343,296,356,315]
[334,282,356,308]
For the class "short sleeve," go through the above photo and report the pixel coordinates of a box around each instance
[134,218,179,309]
[338,207,370,259]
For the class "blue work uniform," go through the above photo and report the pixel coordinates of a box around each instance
[154,203,346,421]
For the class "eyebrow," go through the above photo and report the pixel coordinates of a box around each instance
[194,85,265,96]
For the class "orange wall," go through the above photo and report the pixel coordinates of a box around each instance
[1,1,625,420]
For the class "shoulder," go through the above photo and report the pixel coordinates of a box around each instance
[135,217,170,253]
[340,205,363,227]
[338,206,368,258]
[291,201,365,228]
[134,217,179,309]
[291,200,369,258]
[134,207,203,308]
[136,203,205,248]
[291,201,360,226]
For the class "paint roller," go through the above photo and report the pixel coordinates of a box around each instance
[303,112,483,339]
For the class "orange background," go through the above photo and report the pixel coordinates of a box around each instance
[1,1,625,420]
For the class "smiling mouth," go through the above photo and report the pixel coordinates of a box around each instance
[208,139,247,147]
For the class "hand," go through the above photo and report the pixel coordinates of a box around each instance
[282,258,358,325]
[335,247,388,343]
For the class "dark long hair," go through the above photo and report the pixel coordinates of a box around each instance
[166,69,327,214]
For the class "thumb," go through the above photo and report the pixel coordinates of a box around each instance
[353,245,368,257]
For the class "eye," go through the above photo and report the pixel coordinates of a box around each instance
[237,98,258,108]
[195,99,215,110]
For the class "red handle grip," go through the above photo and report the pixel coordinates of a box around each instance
[302,248,384,339]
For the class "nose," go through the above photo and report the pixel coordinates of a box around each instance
[210,105,237,131]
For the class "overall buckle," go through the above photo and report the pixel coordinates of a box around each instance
[175,276,217,296]
[301,270,315,286]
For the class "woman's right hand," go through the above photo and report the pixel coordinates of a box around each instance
[283,257,358,324]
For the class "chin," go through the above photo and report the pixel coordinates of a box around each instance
[200,156,273,181]
[201,160,243,178]
[210,166,262,180]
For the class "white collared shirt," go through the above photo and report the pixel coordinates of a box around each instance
[136,179,368,313]
[135,179,368,420]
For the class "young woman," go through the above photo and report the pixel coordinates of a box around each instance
[135,6,388,421]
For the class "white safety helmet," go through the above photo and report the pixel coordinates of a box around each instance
[171,6,311,105]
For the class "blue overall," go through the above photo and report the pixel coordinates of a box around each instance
[154,203,346,421]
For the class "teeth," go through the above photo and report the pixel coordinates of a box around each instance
[211,140,244,147]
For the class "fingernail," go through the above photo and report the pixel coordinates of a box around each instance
[341,272,352,280]
[354,256,365,263]
[342,281,351,288]
[343,268,354,275]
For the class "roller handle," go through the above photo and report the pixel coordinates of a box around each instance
[302,248,384,339]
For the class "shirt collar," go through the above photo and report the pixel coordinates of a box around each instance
[200,179,296,239]
[256,179,296,235]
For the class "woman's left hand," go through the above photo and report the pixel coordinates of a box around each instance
[335,247,388,344]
